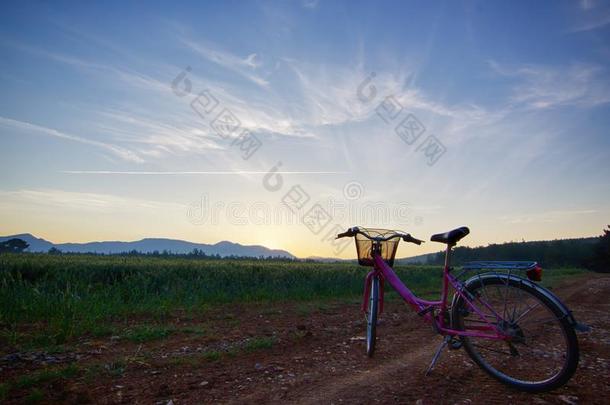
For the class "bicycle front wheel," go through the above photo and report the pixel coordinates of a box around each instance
[452,275,579,392]
[366,275,379,357]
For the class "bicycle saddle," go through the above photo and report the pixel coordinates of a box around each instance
[430,226,470,245]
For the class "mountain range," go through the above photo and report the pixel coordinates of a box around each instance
[0,233,295,258]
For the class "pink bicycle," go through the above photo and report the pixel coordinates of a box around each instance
[337,226,584,392]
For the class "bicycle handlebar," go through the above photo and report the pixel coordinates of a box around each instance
[336,226,358,239]
[403,234,424,245]
[336,227,424,245]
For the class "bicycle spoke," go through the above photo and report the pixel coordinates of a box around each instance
[517,315,562,327]
[512,293,540,323]
[502,277,510,321]
[471,343,513,356]
[511,287,528,322]
[462,318,498,324]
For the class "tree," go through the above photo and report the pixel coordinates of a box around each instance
[0,238,29,253]
[586,225,610,273]
[48,247,62,255]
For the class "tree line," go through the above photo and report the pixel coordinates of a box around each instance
[426,226,610,272]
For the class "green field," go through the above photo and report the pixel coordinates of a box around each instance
[0,253,588,350]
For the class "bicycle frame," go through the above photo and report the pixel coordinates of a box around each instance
[362,245,510,341]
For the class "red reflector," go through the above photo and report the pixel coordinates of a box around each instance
[527,266,543,282]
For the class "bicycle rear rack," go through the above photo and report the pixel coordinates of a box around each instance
[454,261,538,282]
[461,261,538,271]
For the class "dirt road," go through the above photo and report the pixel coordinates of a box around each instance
[2,275,609,404]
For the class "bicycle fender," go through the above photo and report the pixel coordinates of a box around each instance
[452,273,590,333]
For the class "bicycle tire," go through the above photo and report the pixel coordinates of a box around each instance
[451,275,579,392]
[366,275,379,357]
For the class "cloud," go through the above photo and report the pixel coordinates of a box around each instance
[571,13,610,32]
[3,39,315,156]
[96,109,224,155]
[579,0,596,10]
[181,39,269,87]
[0,38,507,160]
[571,0,610,31]
[500,209,598,225]
[288,59,505,143]
[61,170,346,175]
[0,189,183,212]
[243,53,261,68]
[11,35,497,145]
[4,40,175,94]
[302,0,320,9]
[0,116,144,163]
[284,60,411,127]
[489,60,610,109]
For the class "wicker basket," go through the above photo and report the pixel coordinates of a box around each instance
[355,228,401,267]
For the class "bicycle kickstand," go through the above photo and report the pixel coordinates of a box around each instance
[425,335,451,376]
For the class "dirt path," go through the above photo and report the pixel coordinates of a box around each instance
[2,274,609,404]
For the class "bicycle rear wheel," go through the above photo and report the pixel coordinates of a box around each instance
[366,275,379,357]
[451,275,579,392]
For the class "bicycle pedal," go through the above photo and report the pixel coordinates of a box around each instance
[448,337,462,350]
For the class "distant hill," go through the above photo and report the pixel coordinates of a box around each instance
[0,233,295,258]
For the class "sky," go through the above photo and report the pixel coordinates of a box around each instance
[0,0,609,259]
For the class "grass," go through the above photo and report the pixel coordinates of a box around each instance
[0,253,589,350]
[15,364,79,389]
[202,350,221,361]
[179,325,206,335]
[244,336,275,352]
[104,360,127,377]
[0,364,80,402]
[539,267,590,288]
[24,388,44,404]
[123,325,174,343]
[168,337,274,366]
[0,383,10,402]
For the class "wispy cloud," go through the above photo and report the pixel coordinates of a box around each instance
[181,38,269,87]
[0,116,144,163]
[571,14,610,32]
[572,0,610,31]
[0,188,182,212]
[17,27,496,147]
[489,60,610,109]
[61,170,346,175]
[3,39,316,156]
[280,58,503,143]
[302,0,320,10]
[500,209,598,225]
[4,39,175,94]
[96,109,224,155]
[285,60,410,127]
